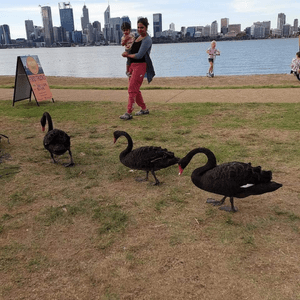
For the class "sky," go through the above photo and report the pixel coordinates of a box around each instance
[1,0,299,39]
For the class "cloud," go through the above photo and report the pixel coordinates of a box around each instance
[231,0,297,14]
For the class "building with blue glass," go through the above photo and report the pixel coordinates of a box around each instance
[0,24,12,45]
[59,2,75,40]
[153,13,162,38]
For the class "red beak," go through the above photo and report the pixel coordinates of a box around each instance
[42,126,45,132]
[178,165,183,175]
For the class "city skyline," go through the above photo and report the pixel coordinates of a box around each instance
[1,0,299,39]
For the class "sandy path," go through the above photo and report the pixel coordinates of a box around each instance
[1,88,299,104]
[1,74,299,104]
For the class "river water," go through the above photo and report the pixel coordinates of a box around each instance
[0,38,298,78]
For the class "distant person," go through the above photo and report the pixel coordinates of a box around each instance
[206,40,220,78]
[120,17,155,120]
[290,51,300,80]
[121,22,135,77]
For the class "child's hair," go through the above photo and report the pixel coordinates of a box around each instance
[137,17,149,30]
[211,40,216,46]
[121,22,131,31]
[296,51,300,58]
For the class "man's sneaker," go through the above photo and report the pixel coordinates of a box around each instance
[206,73,212,78]
[135,109,149,116]
[211,73,214,77]
[119,112,133,120]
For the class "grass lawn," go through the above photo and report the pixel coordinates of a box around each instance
[0,98,300,300]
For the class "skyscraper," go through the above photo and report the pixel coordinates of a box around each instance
[81,4,90,31]
[0,25,11,45]
[153,13,162,38]
[211,20,218,36]
[221,18,229,35]
[294,19,298,33]
[41,6,54,46]
[25,20,35,41]
[277,13,286,30]
[59,2,75,34]
[104,5,110,41]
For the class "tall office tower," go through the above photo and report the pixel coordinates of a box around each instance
[169,23,175,31]
[104,5,110,40]
[294,19,299,32]
[59,2,75,34]
[203,25,210,37]
[93,21,102,42]
[104,5,110,24]
[0,26,3,44]
[181,26,186,36]
[110,17,122,43]
[283,24,291,37]
[211,20,218,36]
[81,4,90,31]
[41,6,54,46]
[0,24,11,44]
[153,13,162,37]
[25,20,35,41]
[221,18,229,34]
[93,21,101,32]
[277,13,286,30]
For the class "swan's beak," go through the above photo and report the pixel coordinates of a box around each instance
[178,165,183,176]
[113,138,116,144]
[42,126,45,132]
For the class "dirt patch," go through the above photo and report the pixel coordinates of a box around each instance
[0,78,299,300]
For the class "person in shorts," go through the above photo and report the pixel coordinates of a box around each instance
[206,40,220,78]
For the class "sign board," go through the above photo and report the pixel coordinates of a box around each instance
[13,55,54,106]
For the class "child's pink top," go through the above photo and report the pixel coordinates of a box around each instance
[291,57,300,72]
[121,33,135,51]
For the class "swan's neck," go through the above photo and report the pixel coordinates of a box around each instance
[186,148,217,175]
[120,133,133,159]
[45,113,53,132]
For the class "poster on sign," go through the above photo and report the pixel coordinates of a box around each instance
[13,55,54,106]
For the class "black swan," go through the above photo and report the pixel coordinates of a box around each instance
[178,147,282,212]
[113,130,179,185]
[41,112,74,167]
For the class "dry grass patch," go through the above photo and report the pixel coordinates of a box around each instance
[0,99,300,300]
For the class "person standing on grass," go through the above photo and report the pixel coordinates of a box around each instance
[120,17,155,120]
[290,51,300,80]
[121,22,135,77]
[206,40,220,78]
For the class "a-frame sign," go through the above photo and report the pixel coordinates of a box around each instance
[13,55,54,106]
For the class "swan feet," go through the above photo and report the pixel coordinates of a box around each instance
[64,162,75,167]
[135,177,160,185]
[207,197,238,212]
[219,206,238,213]
[135,177,148,182]
[206,197,226,206]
